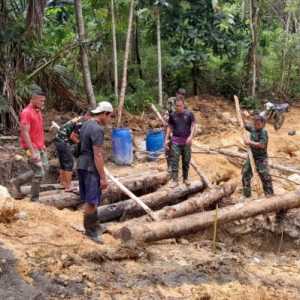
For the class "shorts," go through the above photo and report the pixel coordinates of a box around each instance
[55,139,74,171]
[78,169,101,206]
[25,149,49,179]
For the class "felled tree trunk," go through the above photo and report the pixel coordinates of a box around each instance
[22,171,168,195]
[97,181,205,223]
[37,172,169,209]
[117,189,300,243]
[109,181,236,234]
[148,181,235,220]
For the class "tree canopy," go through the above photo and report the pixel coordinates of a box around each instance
[1,0,300,129]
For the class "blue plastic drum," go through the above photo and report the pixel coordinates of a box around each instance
[146,129,165,160]
[112,128,133,165]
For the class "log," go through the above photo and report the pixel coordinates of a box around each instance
[21,170,165,195]
[149,181,235,220]
[109,181,236,234]
[21,183,75,194]
[37,172,169,209]
[193,143,300,176]
[104,167,158,221]
[96,181,205,223]
[117,189,300,243]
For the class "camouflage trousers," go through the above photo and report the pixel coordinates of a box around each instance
[165,137,172,173]
[170,143,191,181]
[242,158,274,197]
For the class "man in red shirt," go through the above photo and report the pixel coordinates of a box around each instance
[10,91,48,201]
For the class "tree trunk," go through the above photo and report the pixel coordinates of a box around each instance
[154,181,236,220]
[156,7,163,107]
[117,0,135,127]
[111,0,119,99]
[36,172,169,209]
[135,14,143,79]
[97,181,205,223]
[111,182,236,233]
[118,189,300,243]
[74,0,96,108]
[280,2,291,94]
[192,62,198,96]
[249,0,259,97]
[25,0,47,39]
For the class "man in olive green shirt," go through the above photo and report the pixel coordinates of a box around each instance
[242,115,274,198]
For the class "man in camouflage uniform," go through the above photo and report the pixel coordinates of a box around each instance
[242,115,274,198]
[54,111,90,191]
[165,97,195,187]
[164,88,186,174]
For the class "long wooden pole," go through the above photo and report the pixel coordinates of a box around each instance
[234,95,263,194]
[150,103,166,126]
[190,160,213,189]
[104,167,158,221]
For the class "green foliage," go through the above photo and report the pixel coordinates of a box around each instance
[2,0,300,123]
[240,96,261,110]
[124,79,154,113]
[0,96,9,113]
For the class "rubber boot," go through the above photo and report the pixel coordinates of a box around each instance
[83,212,103,244]
[10,171,34,199]
[30,179,41,202]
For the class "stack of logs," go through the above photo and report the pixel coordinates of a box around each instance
[20,166,300,244]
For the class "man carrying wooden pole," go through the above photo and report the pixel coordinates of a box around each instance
[241,114,274,198]
[234,96,273,199]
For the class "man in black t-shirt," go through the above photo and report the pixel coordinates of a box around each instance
[165,98,195,187]
[164,88,186,174]
[78,101,113,243]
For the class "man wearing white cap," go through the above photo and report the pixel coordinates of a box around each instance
[77,101,113,243]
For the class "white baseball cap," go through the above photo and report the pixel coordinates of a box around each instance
[91,101,113,114]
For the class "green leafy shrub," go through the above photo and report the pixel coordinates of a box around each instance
[240,96,261,110]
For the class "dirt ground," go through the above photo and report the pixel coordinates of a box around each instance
[1,96,300,299]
